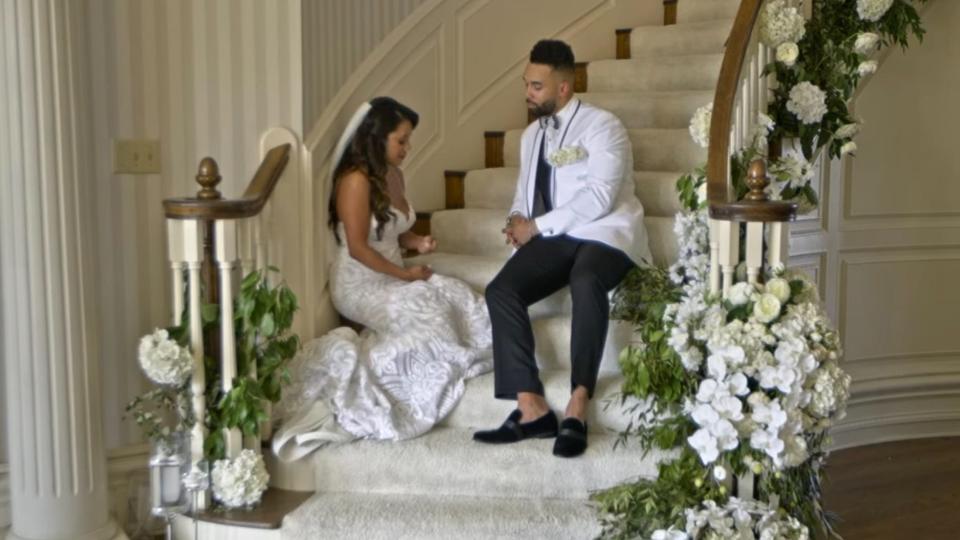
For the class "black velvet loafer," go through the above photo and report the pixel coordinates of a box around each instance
[552,417,588,458]
[473,409,558,444]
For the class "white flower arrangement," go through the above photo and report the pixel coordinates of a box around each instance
[546,145,588,167]
[211,449,270,508]
[689,102,713,149]
[663,268,849,470]
[786,82,828,124]
[138,328,192,386]
[776,42,800,67]
[840,141,858,155]
[759,0,806,48]
[857,0,895,22]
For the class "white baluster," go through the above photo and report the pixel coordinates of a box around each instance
[745,222,764,283]
[215,219,243,458]
[718,220,740,297]
[709,218,721,295]
[238,218,255,278]
[182,219,207,511]
[167,219,185,326]
[766,221,790,272]
[254,213,266,272]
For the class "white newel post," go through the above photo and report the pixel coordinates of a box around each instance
[0,1,125,538]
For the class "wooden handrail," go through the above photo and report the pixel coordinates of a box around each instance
[706,0,796,223]
[163,143,292,220]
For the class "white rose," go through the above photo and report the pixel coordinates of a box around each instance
[753,293,782,323]
[728,282,755,306]
[764,278,792,303]
[834,123,860,139]
[841,141,858,155]
[857,60,878,77]
[776,42,799,67]
[854,32,880,55]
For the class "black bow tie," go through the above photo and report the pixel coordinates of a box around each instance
[538,114,559,130]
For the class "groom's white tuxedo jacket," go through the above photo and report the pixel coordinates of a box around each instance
[509,97,652,265]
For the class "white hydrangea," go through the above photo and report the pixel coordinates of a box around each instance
[806,361,852,419]
[857,0,894,22]
[776,42,800,67]
[137,328,192,386]
[689,102,713,149]
[786,82,828,124]
[854,32,881,55]
[211,449,270,508]
[841,141,858,155]
[759,0,806,47]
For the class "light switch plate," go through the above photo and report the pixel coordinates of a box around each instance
[114,139,161,174]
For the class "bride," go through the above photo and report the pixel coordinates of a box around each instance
[273,97,493,460]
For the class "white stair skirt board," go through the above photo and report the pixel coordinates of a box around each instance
[310,426,665,500]
[282,492,602,540]
[463,167,685,218]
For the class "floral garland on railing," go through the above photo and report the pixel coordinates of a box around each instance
[594,1,928,538]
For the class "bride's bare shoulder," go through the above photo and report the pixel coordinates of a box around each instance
[336,168,371,196]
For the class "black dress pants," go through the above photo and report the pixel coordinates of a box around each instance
[485,235,635,400]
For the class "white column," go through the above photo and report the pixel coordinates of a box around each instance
[0,1,124,539]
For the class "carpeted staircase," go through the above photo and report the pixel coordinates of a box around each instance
[280,1,738,538]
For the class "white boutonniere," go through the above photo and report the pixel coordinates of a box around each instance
[547,145,588,168]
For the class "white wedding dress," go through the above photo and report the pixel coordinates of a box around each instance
[272,205,493,461]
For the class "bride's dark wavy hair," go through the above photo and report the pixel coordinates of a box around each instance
[329,96,419,243]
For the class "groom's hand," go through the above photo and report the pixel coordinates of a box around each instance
[509,217,539,247]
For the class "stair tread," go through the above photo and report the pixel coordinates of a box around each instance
[310,425,665,500]
[283,491,602,539]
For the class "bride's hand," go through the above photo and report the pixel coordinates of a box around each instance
[405,264,433,281]
[416,235,437,254]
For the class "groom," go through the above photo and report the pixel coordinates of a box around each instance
[473,39,651,458]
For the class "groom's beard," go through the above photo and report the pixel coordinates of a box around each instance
[527,98,557,119]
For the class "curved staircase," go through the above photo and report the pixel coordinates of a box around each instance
[274,2,740,538]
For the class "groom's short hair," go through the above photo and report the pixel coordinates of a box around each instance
[530,39,575,77]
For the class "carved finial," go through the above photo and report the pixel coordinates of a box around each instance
[744,159,770,202]
[195,157,221,200]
